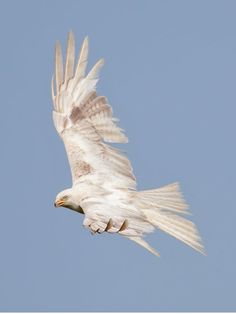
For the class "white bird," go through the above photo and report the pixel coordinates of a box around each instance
[52,32,204,257]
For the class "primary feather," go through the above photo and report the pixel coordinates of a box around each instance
[52,32,205,257]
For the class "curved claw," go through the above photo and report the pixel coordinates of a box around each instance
[118,219,128,232]
[105,218,113,232]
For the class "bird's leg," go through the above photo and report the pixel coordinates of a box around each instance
[83,218,108,234]
[83,215,128,235]
[104,217,128,233]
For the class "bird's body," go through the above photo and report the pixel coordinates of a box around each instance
[52,32,204,257]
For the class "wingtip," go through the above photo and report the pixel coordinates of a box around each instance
[64,30,75,83]
[99,58,105,66]
[68,30,74,37]
[55,40,61,51]
[86,58,105,81]
[81,36,89,51]
[67,31,75,45]
[84,35,89,43]
[73,35,90,83]
[51,75,55,99]
[55,40,63,93]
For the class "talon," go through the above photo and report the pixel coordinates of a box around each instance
[119,219,128,232]
[89,224,96,235]
[105,218,113,232]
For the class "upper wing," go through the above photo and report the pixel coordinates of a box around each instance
[52,32,136,189]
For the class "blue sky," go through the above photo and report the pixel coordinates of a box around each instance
[0,0,236,311]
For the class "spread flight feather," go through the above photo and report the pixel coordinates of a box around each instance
[52,32,205,257]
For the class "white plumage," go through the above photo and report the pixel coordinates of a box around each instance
[52,32,205,257]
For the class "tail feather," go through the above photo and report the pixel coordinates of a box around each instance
[128,182,205,257]
[138,182,189,214]
[146,211,204,254]
[129,236,160,257]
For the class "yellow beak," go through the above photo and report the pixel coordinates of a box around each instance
[54,199,65,207]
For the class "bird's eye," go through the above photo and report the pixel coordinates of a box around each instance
[62,195,68,201]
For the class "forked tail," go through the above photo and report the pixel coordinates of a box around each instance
[128,182,205,257]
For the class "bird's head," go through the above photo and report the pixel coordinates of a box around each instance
[54,188,84,214]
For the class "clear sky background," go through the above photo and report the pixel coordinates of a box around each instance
[0,0,235,311]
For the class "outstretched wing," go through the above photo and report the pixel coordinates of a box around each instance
[52,32,136,189]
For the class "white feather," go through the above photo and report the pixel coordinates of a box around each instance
[52,32,205,257]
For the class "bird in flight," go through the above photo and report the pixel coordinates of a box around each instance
[52,32,204,257]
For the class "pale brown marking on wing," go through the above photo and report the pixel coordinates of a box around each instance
[76,160,92,177]
[70,106,84,123]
